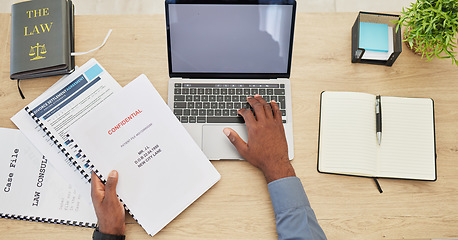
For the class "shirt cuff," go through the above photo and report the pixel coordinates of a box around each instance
[267,176,310,214]
[93,228,126,240]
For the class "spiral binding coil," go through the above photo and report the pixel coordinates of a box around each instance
[25,107,91,181]
[0,213,97,228]
[22,107,146,232]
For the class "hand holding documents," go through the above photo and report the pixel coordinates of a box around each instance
[318,91,436,181]
[11,58,220,236]
[67,74,221,236]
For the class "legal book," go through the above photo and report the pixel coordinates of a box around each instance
[66,74,221,236]
[10,0,75,80]
[318,91,436,181]
[0,128,97,227]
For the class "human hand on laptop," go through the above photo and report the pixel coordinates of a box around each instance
[91,170,125,236]
[223,95,295,183]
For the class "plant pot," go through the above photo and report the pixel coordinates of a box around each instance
[404,28,422,56]
[403,28,435,57]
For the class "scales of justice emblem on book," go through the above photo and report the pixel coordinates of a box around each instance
[29,42,47,61]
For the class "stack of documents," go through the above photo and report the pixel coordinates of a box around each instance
[7,58,221,236]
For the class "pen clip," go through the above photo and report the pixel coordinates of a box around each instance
[375,95,382,145]
[375,95,380,113]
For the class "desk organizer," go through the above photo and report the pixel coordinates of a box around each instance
[351,11,402,66]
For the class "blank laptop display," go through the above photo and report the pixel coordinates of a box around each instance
[167,1,295,77]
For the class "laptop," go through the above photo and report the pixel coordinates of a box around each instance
[165,0,296,160]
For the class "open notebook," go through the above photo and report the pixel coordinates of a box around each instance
[318,91,436,181]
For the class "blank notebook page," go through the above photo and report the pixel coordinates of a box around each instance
[319,91,377,176]
[378,96,435,180]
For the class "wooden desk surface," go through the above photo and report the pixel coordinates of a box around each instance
[1,13,458,240]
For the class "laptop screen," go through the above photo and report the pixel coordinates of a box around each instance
[166,1,296,78]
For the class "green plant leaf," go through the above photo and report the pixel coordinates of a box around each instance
[396,0,458,66]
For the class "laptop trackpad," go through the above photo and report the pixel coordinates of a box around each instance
[202,125,248,160]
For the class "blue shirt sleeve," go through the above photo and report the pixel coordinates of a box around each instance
[268,177,327,240]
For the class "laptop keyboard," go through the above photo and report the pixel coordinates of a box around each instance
[172,83,287,124]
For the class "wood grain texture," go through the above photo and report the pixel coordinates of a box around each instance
[1,13,458,240]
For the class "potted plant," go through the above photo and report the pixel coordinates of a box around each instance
[396,0,458,66]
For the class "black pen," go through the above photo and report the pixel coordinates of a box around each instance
[376,95,382,145]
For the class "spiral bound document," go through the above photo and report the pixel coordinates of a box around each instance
[66,74,221,236]
[0,128,97,227]
[12,69,93,196]
[12,59,150,231]
[12,59,220,236]
[13,58,122,182]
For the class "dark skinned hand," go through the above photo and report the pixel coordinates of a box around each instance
[91,170,125,235]
[223,95,296,183]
